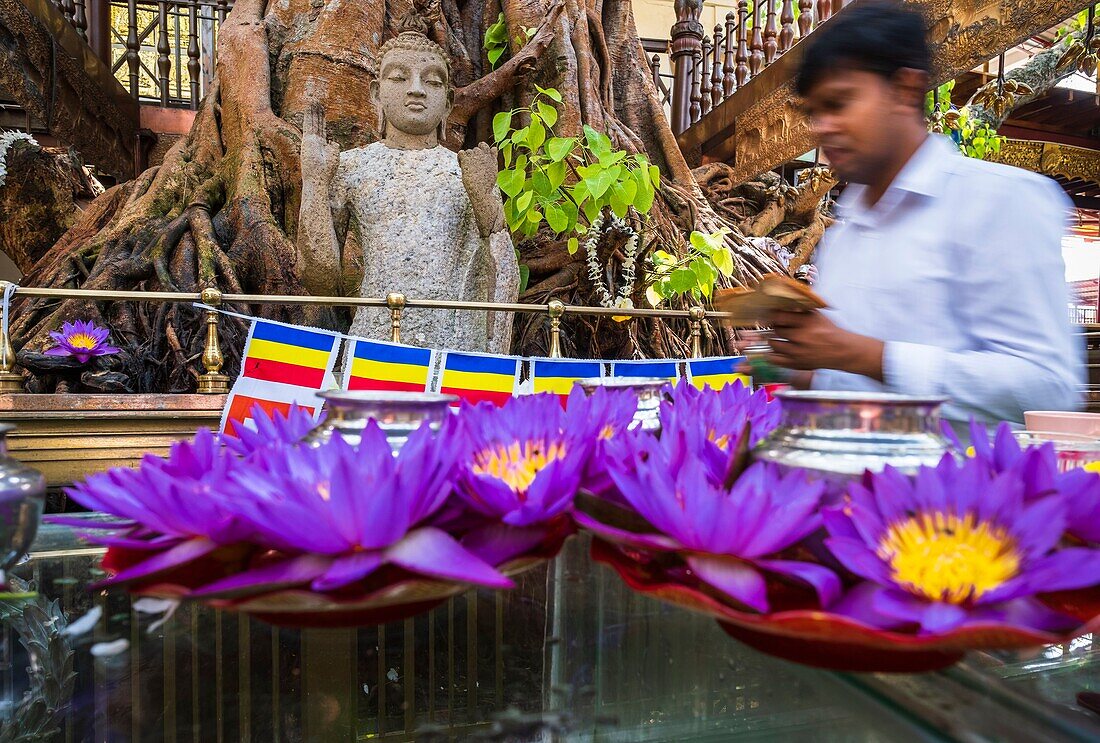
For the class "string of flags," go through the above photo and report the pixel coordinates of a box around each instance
[218,313,749,436]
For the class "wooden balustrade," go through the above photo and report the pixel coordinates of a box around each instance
[671,0,838,131]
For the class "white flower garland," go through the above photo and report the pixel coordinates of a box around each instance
[583,212,638,312]
[0,131,38,188]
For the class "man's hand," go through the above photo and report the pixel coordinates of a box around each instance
[301,103,340,190]
[458,142,506,237]
[768,310,885,381]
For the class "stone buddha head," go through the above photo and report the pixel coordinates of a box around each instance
[372,21,453,146]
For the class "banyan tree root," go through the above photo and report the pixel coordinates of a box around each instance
[10,0,785,391]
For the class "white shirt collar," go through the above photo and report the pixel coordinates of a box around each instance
[836,135,957,226]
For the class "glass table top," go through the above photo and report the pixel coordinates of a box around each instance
[3,518,1099,742]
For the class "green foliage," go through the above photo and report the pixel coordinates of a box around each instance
[1056,5,1098,40]
[483,13,536,69]
[492,86,659,243]
[925,79,1003,161]
[645,228,735,304]
[923,80,955,118]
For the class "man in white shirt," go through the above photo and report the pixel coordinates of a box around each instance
[765,3,1083,424]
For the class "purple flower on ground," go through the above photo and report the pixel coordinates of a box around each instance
[824,454,1100,635]
[193,417,512,596]
[580,424,840,613]
[44,319,119,363]
[222,403,319,457]
[456,394,591,527]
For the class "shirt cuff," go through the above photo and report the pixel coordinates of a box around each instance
[883,341,945,396]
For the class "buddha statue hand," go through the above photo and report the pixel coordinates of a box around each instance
[301,103,340,192]
[458,142,506,238]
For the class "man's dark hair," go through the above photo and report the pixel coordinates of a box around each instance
[795,3,931,96]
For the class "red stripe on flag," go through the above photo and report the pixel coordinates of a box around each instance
[224,395,316,438]
[348,377,425,392]
[439,386,512,407]
[243,357,326,388]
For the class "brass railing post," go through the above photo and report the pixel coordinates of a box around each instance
[197,288,230,394]
[548,299,565,358]
[0,287,21,393]
[387,292,406,343]
[689,305,705,358]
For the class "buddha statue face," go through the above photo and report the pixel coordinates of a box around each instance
[372,35,453,142]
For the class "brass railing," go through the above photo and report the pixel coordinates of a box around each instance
[0,283,733,394]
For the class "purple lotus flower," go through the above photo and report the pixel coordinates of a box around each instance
[59,428,250,585]
[824,454,1100,635]
[665,377,780,451]
[44,319,119,363]
[192,417,512,597]
[945,419,1100,544]
[222,403,319,458]
[579,424,840,613]
[456,394,591,528]
[564,386,643,495]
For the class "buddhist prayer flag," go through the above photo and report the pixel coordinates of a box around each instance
[241,320,340,389]
[345,339,435,393]
[610,359,681,382]
[529,358,604,403]
[438,351,520,406]
[220,379,322,435]
[686,356,750,391]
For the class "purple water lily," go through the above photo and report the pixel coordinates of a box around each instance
[193,417,512,597]
[665,377,780,451]
[564,386,643,496]
[59,428,250,585]
[824,454,1100,635]
[580,422,840,613]
[222,403,319,458]
[457,394,590,527]
[44,319,120,363]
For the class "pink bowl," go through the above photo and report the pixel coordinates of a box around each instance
[1024,411,1100,438]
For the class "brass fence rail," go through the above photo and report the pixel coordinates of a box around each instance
[0,283,734,394]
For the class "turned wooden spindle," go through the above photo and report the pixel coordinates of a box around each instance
[650,53,662,92]
[798,0,813,38]
[736,0,750,88]
[710,25,723,107]
[689,49,703,122]
[723,12,737,96]
[669,0,704,134]
[157,0,171,106]
[73,0,87,39]
[779,0,795,53]
[699,36,712,115]
[750,0,765,78]
[188,3,200,109]
[125,0,140,98]
[817,0,831,25]
[764,0,778,65]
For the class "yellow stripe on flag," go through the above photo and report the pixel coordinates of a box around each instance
[441,368,515,394]
[247,338,332,370]
[350,358,430,385]
[691,373,751,390]
[532,377,577,395]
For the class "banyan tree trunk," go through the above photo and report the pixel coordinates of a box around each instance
[12,0,782,393]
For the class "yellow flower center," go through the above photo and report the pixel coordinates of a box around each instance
[877,512,1020,605]
[708,429,731,450]
[599,424,615,440]
[473,439,565,495]
[66,332,98,350]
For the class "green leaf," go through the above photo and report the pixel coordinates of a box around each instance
[536,85,563,103]
[545,203,568,233]
[560,198,578,231]
[497,168,525,198]
[519,263,530,293]
[582,124,612,156]
[669,268,697,293]
[567,237,580,255]
[513,126,529,145]
[583,199,600,224]
[514,153,528,172]
[532,169,552,197]
[527,209,543,224]
[547,137,574,162]
[587,169,615,200]
[516,190,533,212]
[487,46,506,66]
[501,141,512,167]
[571,180,590,204]
[598,150,626,168]
[712,246,734,277]
[633,170,654,213]
[610,183,630,218]
[547,160,567,191]
[536,101,558,129]
[645,284,663,307]
[527,119,546,151]
[649,165,661,189]
[493,111,513,144]
[689,230,715,256]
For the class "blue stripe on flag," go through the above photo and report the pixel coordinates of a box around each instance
[352,339,432,367]
[689,357,743,376]
[532,360,603,379]
[444,352,518,376]
[252,320,337,353]
[613,361,678,378]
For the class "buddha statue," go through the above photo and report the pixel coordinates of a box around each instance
[297,21,518,353]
